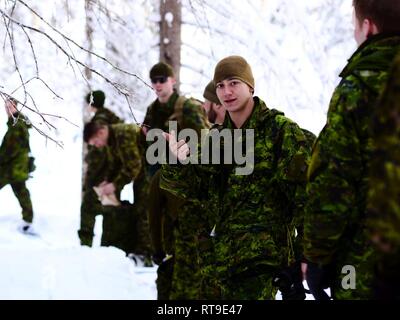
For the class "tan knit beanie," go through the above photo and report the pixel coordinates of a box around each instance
[203,81,221,105]
[213,56,254,90]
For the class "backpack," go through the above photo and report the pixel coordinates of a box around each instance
[169,96,209,131]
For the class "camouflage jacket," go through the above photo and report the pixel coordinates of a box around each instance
[106,123,143,192]
[303,34,400,299]
[0,113,31,182]
[367,50,400,249]
[92,107,121,125]
[161,97,312,280]
[84,107,122,189]
[143,90,209,135]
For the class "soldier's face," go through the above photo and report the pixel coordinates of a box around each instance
[88,129,108,148]
[216,78,253,115]
[202,100,212,114]
[4,100,18,117]
[152,76,175,102]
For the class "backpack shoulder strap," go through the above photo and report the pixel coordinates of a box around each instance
[169,95,187,127]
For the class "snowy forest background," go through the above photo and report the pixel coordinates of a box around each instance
[0,0,354,299]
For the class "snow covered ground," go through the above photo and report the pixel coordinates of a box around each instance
[0,189,157,300]
[0,118,157,300]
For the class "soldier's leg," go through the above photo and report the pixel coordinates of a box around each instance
[156,257,175,300]
[132,175,152,263]
[78,189,102,246]
[170,235,201,300]
[169,200,202,300]
[10,181,33,223]
[221,272,277,300]
[101,205,118,248]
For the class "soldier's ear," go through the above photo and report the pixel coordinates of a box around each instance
[362,18,379,39]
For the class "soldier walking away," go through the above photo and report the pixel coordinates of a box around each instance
[0,97,35,234]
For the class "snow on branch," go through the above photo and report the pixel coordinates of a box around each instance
[0,0,154,141]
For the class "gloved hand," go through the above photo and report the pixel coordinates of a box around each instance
[306,262,331,300]
[78,230,93,247]
[273,261,306,300]
[152,251,166,265]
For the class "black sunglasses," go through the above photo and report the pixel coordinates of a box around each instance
[151,76,168,84]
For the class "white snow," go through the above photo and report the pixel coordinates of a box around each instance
[0,135,157,300]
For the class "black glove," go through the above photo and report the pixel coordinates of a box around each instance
[306,262,331,300]
[273,261,306,300]
[78,230,93,247]
[152,251,166,265]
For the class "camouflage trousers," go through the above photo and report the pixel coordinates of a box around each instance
[170,203,203,300]
[132,174,152,258]
[0,178,33,223]
[78,188,103,246]
[219,272,277,300]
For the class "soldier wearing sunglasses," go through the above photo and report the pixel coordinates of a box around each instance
[142,61,209,300]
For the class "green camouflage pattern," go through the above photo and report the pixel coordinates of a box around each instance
[106,124,152,257]
[0,113,31,182]
[161,96,312,300]
[106,123,143,191]
[143,90,208,135]
[303,34,400,300]
[366,52,400,297]
[367,51,400,249]
[144,91,210,299]
[79,107,122,246]
[0,113,33,223]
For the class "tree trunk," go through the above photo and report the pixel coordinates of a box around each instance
[160,0,182,91]
[82,0,95,196]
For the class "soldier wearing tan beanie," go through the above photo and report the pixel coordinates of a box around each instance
[202,81,226,124]
[163,55,314,300]
[213,55,255,91]
[213,55,255,128]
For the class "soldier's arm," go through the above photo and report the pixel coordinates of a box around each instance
[275,117,313,261]
[142,105,153,128]
[367,56,400,249]
[303,88,363,266]
[112,127,142,191]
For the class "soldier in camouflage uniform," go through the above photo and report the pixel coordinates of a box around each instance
[83,121,151,258]
[303,0,400,300]
[165,82,226,300]
[366,52,400,299]
[0,98,34,232]
[78,90,122,247]
[202,81,226,125]
[162,56,313,300]
[143,62,210,299]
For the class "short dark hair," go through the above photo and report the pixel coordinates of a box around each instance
[7,97,18,105]
[85,90,105,109]
[353,0,400,33]
[83,121,106,143]
[149,62,174,79]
